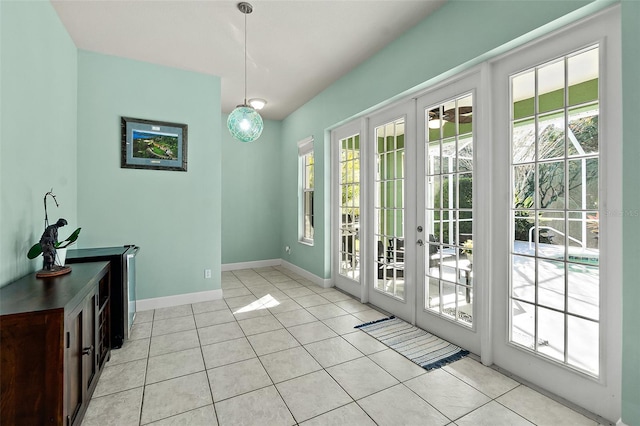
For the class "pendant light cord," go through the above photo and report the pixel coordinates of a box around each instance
[244,9,247,105]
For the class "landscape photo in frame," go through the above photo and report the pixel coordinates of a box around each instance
[121,117,188,171]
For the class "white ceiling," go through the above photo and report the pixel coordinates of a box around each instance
[51,0,447,120]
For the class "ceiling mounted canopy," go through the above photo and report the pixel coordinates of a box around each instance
[227,2,264,143]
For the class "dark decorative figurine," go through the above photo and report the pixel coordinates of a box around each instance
[40,218,67,270]
[27,190,81,278]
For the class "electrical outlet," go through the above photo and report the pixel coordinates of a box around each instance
[204,269,212,279]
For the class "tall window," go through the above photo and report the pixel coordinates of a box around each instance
[299,137,314,244]
[425,94,474,327]
[510,46,600,376]
[339,133,360,280]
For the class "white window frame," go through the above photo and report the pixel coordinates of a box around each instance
[489,6,622,420]
[298,136,314,245]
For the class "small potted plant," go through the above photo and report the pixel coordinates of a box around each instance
[462,239,473,264]
[27,190,81,277]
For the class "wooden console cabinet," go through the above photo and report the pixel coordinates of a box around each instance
[1,262,111,426]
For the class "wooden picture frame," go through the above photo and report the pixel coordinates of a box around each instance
[121,117,188,171]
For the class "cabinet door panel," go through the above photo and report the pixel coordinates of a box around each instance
[0,311,64,425]
[66,309,83,425]
[84,292,97,392]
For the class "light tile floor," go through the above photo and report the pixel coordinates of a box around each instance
[82,266,608,426]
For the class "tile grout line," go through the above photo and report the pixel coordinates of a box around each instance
[193,303,222,426]
[137,308,154,426]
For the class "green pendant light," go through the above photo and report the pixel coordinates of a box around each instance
[227,2,263,143]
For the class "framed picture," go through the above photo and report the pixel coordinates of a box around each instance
[121,117,188,171]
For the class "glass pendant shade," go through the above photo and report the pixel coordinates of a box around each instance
[227,105,264,143]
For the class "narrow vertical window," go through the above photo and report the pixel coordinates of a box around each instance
[299,137,314,244]
[510,46,600,376]
[339,133,360,280]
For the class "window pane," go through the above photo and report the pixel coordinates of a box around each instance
[458,95,473,137]
[431,175,441,209]
[441,176,451,208]
[458,136,473,172]
[568,48,598,106]
[511,300,535,349]
[513,211,535,254]
[585,211,599,251]
[428,140,440,175]
[568,103,599,155]
[442,281,456,318]
[567,316,599,376]
[537,259,565,310]
[568,264,599,320]
[513,70,535,119]
[427,277,440,310]
[538,161,564,209]
[538,59,565,113]
[459,210,473,245]
[442,138,456,173]
[538,307,565,361]
[513,164,535,208]
[513,120,536,164]
[512,255,535,303]
[459,173,472,209]
[537,113,565,161]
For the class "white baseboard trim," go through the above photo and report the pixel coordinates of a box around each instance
[281,260,333,288]
[221,259,282,271]
[138,260,331,311]
[137,289,223,311]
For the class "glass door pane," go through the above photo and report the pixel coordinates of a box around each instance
[374,119,406,300]
[338,133,361,281]
[424,94,474,327]
[510,45,600,376]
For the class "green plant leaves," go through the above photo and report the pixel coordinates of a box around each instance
[26,227,81,258]
[27,243,43,259]
[56,228,81,249]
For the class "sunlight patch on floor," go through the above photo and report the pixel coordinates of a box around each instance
[233,294,280,314]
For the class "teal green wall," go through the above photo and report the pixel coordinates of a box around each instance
[0,1,78,286]
[621,1,640,423]
[77,51,221,300]
[221,116,282,263]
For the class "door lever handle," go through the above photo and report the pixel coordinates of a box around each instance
[417,239,424,246]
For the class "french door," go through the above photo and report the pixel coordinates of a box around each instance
[333,80,483,351]
[365,101,416,322]
[415,72,483,355]
[332,121,363,298]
